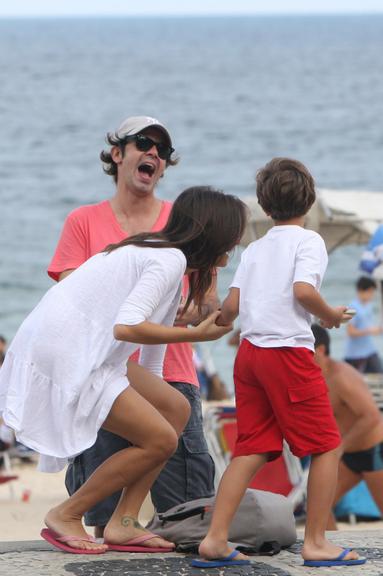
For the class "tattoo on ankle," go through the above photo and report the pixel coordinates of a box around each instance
[121,515,143,530]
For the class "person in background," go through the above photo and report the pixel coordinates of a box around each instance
[192,344,229,400]
[47,116,219,545]
[360,224,383,276]
[194,157,364,569]
[227,329,240,349]
[0,335,36,462]
[0,337,13,455]
[0,421,13,454]
[312,323,383,529]
[344,276,383,374]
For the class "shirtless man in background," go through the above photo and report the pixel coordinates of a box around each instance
[312,323,383,529]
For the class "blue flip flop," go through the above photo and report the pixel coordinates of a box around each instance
[303,548,367,567]
[191,548,251,568]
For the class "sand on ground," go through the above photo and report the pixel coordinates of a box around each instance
[0,461,154,541]
[1,460,382,542]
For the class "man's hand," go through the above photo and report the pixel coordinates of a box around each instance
[175,301,210,326]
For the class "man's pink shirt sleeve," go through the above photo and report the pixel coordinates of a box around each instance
[48,210,90,281]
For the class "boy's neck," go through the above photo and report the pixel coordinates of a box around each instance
[274,215,305,227]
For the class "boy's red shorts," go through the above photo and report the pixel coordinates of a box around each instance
[233,339,341,459]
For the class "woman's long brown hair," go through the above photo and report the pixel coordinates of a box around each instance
[105,186,248,311]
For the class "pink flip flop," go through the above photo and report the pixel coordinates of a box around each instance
[41,528,107,554]
[105,532,175,553]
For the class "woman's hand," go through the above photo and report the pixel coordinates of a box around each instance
[191,311,233,342]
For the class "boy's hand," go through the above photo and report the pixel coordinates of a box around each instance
[215,311,232,326]
[320,306,348,329]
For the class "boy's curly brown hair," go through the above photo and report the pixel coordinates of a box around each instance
[256,157,316,221]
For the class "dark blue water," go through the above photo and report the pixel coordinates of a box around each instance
[1,15,383,386]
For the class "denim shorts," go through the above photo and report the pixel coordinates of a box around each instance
[65,382,215,526]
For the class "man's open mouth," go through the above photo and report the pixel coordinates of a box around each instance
[138,162,155,177]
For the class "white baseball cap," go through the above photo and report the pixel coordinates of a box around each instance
[116,116,172,146]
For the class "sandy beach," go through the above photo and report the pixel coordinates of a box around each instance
[1,460,382,542]
[0,460,155,541]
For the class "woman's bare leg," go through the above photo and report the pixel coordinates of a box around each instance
[103,362,191,547]
[44,385,179,551]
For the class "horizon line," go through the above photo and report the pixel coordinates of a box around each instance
[1,11,383,19]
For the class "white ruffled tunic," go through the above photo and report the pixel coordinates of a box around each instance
[0,245,185,471]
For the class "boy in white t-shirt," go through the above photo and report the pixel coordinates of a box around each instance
[194,158,365,569]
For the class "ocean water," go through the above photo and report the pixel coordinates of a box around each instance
[1,15,383,390]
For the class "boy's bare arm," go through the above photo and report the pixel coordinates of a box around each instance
[216,288,240,326]
[333,365,382,451]
[293,282,346,328]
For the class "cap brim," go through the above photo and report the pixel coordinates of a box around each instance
[139,124,172,147]
[116,116,173,147]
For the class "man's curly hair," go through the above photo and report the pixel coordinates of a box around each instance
[100,130,179,183]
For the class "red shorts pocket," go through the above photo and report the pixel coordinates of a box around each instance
[287,378,327,403]
[283,376,340,457]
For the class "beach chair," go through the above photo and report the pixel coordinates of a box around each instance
[203,403,308,513]
[364,373,383,412]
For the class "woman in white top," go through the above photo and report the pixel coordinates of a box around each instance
[0,186,247,554]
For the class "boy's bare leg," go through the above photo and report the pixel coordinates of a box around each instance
[302,448,361,561]
[44,386,180,551]
[198,453,267,560]
[102,362,190,547]
[327,461,361,530]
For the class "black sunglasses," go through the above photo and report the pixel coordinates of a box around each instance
[124,133,174,161]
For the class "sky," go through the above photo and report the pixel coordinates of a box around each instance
[0,0,382,18]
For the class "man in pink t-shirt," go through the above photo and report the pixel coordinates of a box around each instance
[48,116,217,541]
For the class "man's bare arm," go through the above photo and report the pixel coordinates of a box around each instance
[333,366,382,452]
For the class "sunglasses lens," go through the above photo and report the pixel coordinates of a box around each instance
[134,135,173,160]
[135,135,152,152]
[156,143,172,160]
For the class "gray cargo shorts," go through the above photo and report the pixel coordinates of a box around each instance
[65,382,215,526]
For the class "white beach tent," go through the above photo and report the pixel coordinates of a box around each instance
[241,189,383,254]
